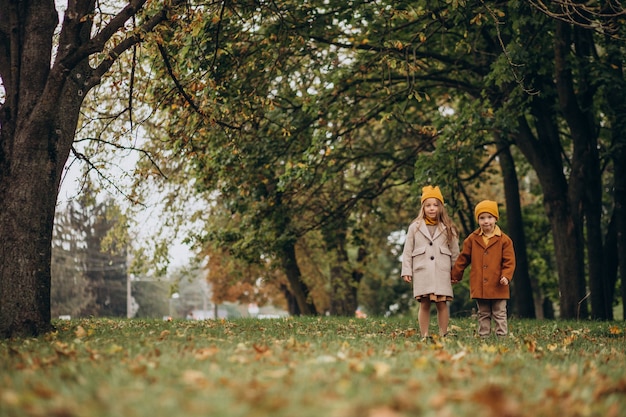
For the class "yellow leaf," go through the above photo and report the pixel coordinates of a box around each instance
[373,361,390,377]
[74,326,87,339]
[106,344,123,354]
[413,356,429,369]
[481,344,498,353]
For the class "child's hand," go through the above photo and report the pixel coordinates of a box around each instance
[451,277,460,284]
[403,275,412,283]
[500,277,509,285]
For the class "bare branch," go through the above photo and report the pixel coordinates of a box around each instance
[529,0,626,36]
[70,145,146,206]
[73,136,168,180]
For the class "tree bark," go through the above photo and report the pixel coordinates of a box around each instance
[602,17,626,320]
[554,21,608,319]
[496,140,536,318]
[514,108,587,319]
[280,240,317,315]
[323,217,358,316]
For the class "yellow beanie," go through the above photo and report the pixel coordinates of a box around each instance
[421,185,444,204]
[474,200,499,221]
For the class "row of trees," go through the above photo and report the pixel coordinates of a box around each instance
[1,1,624,337]
[127,0,624,320]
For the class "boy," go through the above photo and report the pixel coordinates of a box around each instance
[451,200,516,337]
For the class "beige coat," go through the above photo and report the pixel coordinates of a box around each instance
[451,229,516,299]
[401,221,460,298]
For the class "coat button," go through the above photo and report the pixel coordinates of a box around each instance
[429,242,433,246]
[430,256,435,260]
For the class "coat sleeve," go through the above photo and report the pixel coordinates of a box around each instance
[501,234,516,280]
[451,235,471,282]
[449,231,460,266]
[400,223,416,277]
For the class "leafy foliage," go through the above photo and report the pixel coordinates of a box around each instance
[66,0,626,320]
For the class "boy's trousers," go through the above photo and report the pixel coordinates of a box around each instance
[476,299,508,336]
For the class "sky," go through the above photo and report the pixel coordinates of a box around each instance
[57,153,196,269]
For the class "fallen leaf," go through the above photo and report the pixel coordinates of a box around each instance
[74,326,87,339]
[195,346,219,360]
[31,383,56,399]
[367,405,402,417]
[181,369,211,388]
[372,361,390,377]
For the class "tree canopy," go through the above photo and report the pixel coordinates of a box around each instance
[125,1,625,320]
[2,1,625,338]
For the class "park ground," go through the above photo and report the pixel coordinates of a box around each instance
[1,316,625,417]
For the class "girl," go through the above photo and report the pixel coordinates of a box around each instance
[401,185,460,338]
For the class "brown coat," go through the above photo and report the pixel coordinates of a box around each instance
[451,229,516,300]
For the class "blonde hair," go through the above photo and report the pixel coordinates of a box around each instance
[413,200,458,245]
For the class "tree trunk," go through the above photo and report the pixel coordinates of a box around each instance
[280,241,316,315]
[323,216,358,316]
[0,0,181,337]
[0,1,70,337]
[614,114,626,322]
[515,112,587,319]
[496,140,536,318]
[602,22,626,320]
[554,21,607,319]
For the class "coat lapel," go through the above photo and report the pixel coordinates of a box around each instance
[417,221,444,241]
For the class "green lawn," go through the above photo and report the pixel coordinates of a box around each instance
[1,317,625,417]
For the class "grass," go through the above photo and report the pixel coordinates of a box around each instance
[1,316,625,417]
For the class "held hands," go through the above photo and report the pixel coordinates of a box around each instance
[500,277,510,286]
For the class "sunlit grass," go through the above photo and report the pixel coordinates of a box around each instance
[1,316,625,417]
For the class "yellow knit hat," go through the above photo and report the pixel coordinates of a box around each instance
[421,185,444,204]
[474,200,499,221]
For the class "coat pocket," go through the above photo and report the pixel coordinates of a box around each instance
[437,245,452,272]
[411,246,427,271]
[412,246,427,257]
[439,246,452,256]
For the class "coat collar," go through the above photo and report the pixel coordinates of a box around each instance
[472,227,501,249]
[417,220,445,241]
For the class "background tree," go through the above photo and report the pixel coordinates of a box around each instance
[52,190,130,318]
[51,206,94,318]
